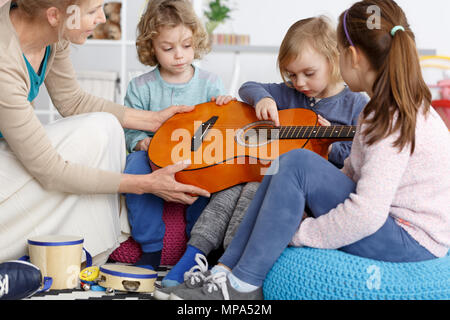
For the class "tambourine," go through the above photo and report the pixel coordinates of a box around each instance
[97,264,157,294]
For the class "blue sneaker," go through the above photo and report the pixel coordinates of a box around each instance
[0,260,51,300]
[154,253,210,300]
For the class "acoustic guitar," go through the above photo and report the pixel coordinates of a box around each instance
[148,101,356,193]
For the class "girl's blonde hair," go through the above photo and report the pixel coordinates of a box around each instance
[278,16,342,87]
[136,0,210,67]
[337,0,431,154]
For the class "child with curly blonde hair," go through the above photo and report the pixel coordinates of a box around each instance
[123,0,233,269]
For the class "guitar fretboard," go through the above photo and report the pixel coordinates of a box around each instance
[255,125,357,139]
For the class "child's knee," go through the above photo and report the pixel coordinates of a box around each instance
[279,149,320,170]
[124,151,152,174]
[81,112,123,146]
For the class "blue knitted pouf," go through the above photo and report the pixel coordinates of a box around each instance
[263,247,450,300]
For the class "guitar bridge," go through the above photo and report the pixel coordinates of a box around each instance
[191,116,218,151]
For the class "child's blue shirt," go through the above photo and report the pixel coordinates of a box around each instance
[239,81,368,168]
[124,65,226,152]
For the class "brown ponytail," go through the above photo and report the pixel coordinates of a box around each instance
[337,0,431,154]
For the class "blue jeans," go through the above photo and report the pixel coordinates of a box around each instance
[219,149,436,287]
[124,151,209,253]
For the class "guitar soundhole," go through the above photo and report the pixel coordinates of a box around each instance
[235,121,278,147]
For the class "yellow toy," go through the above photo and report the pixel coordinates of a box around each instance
[79,266,105,291]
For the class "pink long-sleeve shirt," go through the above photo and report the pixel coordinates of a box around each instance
[291,107,450,258]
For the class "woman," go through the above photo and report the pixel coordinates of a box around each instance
[0,0,210,263]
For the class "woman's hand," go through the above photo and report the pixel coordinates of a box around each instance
[211,95,236,106]
[123,105,195,133]
[119,160,210,204]
[150,105,195,132]
[143,160,210,204]
[255,97,280,127]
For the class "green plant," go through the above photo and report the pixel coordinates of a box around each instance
[204,0,231,34]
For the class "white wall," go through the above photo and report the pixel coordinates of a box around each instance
[200,0,450,95]
[32,0,450,114]
[213,0,450,51]
[67,0,450,97]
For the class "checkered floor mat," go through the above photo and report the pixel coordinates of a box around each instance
[26,266,171,300]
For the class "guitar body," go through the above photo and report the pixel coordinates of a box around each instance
[148,101,336,193]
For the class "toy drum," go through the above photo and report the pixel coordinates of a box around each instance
[98,264,157,293]
[28,235,84,290]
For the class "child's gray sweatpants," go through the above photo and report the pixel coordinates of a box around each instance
[188,182,260,254]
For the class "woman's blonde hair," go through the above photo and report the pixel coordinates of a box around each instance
[278,16,342,87]
[136,0,210,67]
[13,0,81,18]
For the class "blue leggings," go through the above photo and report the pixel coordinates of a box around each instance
[124,151,209,253]
[219,149,436,287]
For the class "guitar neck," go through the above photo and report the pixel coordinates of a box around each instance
[256,125,357,139]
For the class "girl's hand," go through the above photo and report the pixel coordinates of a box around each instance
[317,114,331,126]
[134,137,152,151]
[255,97,280,127]
[142,160,210,204]
[211,95,237,106]
[317,115,332,155]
